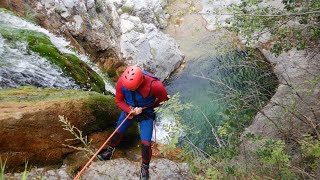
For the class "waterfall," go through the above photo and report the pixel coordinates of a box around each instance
[0,11,115,94]
[0,35,78,89]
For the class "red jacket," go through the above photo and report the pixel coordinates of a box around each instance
[115,73,169,113]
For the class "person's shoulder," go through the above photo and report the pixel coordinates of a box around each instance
[151,79,164,88]
[142,71,159,80]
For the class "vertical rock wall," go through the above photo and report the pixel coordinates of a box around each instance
[0,0,184,81]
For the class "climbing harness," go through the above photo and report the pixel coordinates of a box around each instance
[73,113,132,180]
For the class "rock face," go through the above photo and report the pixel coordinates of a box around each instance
[119,13,184,81]
[0,87,123,170]
[245,49,320,142]
[0,0,184,81]
[5,165,71,180]
[82,158,192,180]
[5,158,192,180]
[111,0,168,29]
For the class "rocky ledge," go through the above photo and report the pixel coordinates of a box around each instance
[0,87,139,171]
[5,158,192,180]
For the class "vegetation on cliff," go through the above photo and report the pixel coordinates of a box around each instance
[225,0,320,56]
[180,1,320,179]
[0,25,106,94]
[160,0,320,179]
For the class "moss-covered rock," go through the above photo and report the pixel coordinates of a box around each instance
[0,8,17,16]
[0,87,133,171]
[0,25,106,94]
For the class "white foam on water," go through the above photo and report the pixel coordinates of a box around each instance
[152,115,184,144]
[0,11,115,94]
[0,35,78,89]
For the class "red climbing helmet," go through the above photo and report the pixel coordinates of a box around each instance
[122,65,144,90]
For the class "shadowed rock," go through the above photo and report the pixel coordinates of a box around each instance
[0,87,123,170]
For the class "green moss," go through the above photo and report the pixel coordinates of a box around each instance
[0,87,120,125]
[0,86,92,102]
[0,8,17,16]
[85,94,120,127]
[84,94,121,132]
[0,25,106,94]
[107,67,117,78]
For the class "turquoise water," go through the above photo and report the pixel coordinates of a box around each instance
[165,51,278,150]
[165,56,223,148]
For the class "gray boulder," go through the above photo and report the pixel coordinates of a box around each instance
[245,49,320,141]
[82,158,192,180]
[120,13,184,81]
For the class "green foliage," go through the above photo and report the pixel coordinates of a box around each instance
[0,25,106,93]
[300,134,320,172]
[185,138,298,179]
[154,11,161,25]
[204,167,220,180]
[0,8,17,16]
[21,162,29,180]
[0,158,6,180]
[257,140,289,166]
[206,50,278,154]
[256,140,296,180]
[0,86,93,102]
[0,159,30,180]
[170,51,282,179]
[154,93,192,154]
[224,0,320,56]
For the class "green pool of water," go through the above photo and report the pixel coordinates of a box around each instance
[165,51,278,150]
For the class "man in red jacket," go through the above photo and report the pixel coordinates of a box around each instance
[98,65,169,180]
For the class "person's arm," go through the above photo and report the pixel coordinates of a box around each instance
[115,78,132,113]
[150,80,169,107]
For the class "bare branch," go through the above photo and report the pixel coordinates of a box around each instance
[196,106,225,148]
[193,73,239,93]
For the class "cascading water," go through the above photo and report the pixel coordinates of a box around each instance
[0,34,78,89]
[0,11,115,94]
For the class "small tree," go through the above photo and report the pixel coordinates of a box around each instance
[223,0,320,56]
